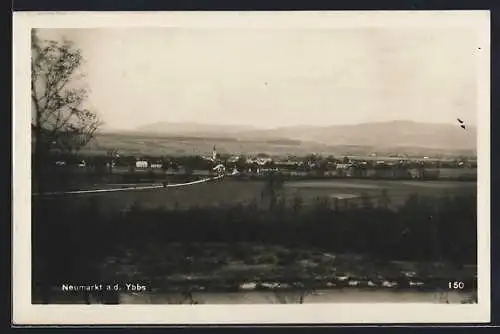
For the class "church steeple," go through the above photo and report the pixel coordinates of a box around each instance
[212,145,217,161]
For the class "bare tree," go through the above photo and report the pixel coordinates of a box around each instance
[31,29,101,192]
[31,29,101,303]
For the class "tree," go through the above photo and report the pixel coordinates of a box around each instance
[261,172,285,211]
[106,149,119,174]
[31,29,100,303]
[31,29,101,191]
[316,158,329,176]
[234,156,247,171]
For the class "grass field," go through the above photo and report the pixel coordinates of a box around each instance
[34,177,477,304]
[42,178,476,213]
[424,168,477,179]
[285,179,476,209]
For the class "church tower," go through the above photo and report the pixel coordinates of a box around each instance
[212,145,217,161]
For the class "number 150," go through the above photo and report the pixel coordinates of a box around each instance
[448,281,465,289]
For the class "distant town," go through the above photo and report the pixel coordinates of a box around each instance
[45,145,477,183]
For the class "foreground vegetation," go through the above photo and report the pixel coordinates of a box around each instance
[32,186,477,303]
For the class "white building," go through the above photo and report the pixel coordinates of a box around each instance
[335,163,352,169]
[135,160,148,168]
[227,155,240,163]
[213,164,226,175]
[256,157,273,166]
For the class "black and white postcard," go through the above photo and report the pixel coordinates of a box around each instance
[13,10,491,324]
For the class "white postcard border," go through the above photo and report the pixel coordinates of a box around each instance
[12,10,491,325]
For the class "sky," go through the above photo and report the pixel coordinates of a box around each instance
[36,27,479,130]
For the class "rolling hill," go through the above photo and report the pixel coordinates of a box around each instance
[88,121,476,157]
[127,120,476,151]
[134,122,258,137]
[238,121,477,150]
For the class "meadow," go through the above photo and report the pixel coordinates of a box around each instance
[33,173,477,304]
[43,177,477,214]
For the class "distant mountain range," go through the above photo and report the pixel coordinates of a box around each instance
[134,122,258,137]
[103,120,476,151]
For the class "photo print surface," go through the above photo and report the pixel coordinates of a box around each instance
[13,10,490,325]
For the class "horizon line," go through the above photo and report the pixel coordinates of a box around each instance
[100,119,477,132]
